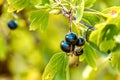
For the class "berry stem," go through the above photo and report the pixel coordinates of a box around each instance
[69,9,73,32]
[70,45,73,53]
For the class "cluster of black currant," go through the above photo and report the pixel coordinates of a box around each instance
[7,20,18,30]
[60,32,85,56]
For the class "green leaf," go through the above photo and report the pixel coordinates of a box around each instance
[7,0,29,12]
[42,52,69,80]
[89,30,99,45]
[88,41,106,56]
[0,34,7,61]
[102,7,120,31]
[113,43,120,52]
[83,42,97,69]
[102,6,120,14]
[30,0,41,5]
[42,0,49,4]
[76,0,84,23]
[84,0,96,8]
[98,24,118,43]
[104,24,118,40]
[89,27,100,44]
[111,52,120,72]
[35,0,50,8]
[29,10,49,31]
[99,40,116,53]
[82,12,104,25]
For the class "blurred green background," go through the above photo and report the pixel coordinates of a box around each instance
[0,0,120,80]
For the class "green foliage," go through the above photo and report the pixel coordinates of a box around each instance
[0,34,7,61]
[42,52,69,80]
[102,6,120,28]
[99,40,116,53]
[75,0,84,23]
[83,42,97,69]
[7,0,42,12]
[42,0,50,4]
[0,0,120,80]
[111,52,120,72]
[82,12,105,25]
[100,24,118,40]
[84,0,96,8]
[29,10,49,30]
[7,0,29,12]
[30,0,41,5]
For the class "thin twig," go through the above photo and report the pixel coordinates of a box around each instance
[80,20,95,30]
[60,10,95,30]
[57,0,69,13]
[69,9,72,32]
[55,0,96,30]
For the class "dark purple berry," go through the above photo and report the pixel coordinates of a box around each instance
[76,37,85,46]
[60,41,74,53]
[65,32,78,45]
[74,47,83,56]
[8,20,18,30]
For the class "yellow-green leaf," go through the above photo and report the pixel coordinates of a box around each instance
[42,52,69,80]
[83,42,97,69]
[76,0,84,23]
[84,0,96,8]
[99,40,116,53]
[98,24,118,45]
[111,52,120,72]
[30,0,41,5]
[29,10,49,31]
[42,0,50,4]
[7,0,29,12]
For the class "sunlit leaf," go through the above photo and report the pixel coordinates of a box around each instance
[111,52,120,72]
[83,42,97,69]
[102,6,120,14]
[42,0,50,4]
[102,7,120,30]
[76,0,84,23]
[84,0,96,8]
[7,0,42,12]
[98,24,118,44]
[30,0,41,5]
[7,0,29,12]
[89,23,106,44]
[82,12,105,25]
[99,40,116,53]
[29,10,49,31]
[89,28,99,44]
[42,52,69,80]
[88,41,106,56]
[113,43,120,52]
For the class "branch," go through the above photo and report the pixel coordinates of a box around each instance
[55,0,96,30]
[60,10,95,30]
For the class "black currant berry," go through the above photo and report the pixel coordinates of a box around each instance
[65,32,78,45]
[8,20,18,30]
[74,48,83,56]
[76,37,85,46]
[60,41,74,53]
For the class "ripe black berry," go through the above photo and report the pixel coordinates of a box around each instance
[76,37,85,46]
[8,20,18,30]
[65,32,78,45]
[60,41,74,53]
[74,48,83,56]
